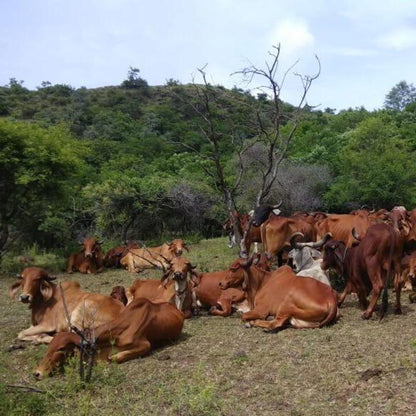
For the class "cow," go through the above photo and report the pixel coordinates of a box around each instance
[9,267,124,343]
[287,232,332,286]
[120,239,188,272]
[218,257,339,332]
[191,254,270,317]
[128,256,195,318]
[259,215,317,264]
[67,238,104,274]
[321,223,403,319]
[34,298,184,379]
[103,240,141,268]
[315,214,372,248]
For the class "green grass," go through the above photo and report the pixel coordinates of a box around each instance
[1,237,416,415]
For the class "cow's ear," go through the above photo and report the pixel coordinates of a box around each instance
[9,281,22,298]
[40,280,54,301]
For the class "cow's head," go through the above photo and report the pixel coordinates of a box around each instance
[168,239,189,256]
[161,256,196,284]
[251,202,282,227]
[219,257,254,289]
[321,239,346,272]
[288,232,330,272]
[80,238,103,258]
[34,332,80,380]
[10,267,57,304]
[387,208,410,236]
[110,285,128,306]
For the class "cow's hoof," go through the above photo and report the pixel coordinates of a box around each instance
[361,312,371,320]
[394,308,402,315]
[244,322,251,328]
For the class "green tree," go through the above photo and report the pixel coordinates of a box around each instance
[384,80,416,111]
[325,116,416,210]
[0,119,86,258]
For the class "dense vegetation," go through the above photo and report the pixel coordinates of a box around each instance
[1,70,416,264]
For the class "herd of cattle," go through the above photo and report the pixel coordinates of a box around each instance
[8,205,416,380]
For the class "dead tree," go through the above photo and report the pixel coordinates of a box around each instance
[234,44,321,255]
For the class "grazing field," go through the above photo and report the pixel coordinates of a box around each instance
[1,237,416,416]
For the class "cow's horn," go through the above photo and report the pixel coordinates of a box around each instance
[308,233,333,248]
[15,273,22,279]
[290,232,305,248]
[98,240,104,245]
[45,275,57,281]
[272,201,283,209]
[241,256,253,268]
[352,228,360,241]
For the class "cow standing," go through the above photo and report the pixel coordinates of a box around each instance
[67,238,104,274]
[321,223,403,319]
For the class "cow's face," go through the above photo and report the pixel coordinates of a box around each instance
[163,257,196,283]
[219,259,246,289]
[288,247,321,273]
[82,238,102,258]
[321,241,344,271]
[169,239,189,256]
[34,332,79,380]
[10,267,56,304]
[251,205,272,227]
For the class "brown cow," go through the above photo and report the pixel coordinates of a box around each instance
[226,212,262,255]
[10,267,124,343]
[128,257,195,318]
[67,238,104,274]
[219,258,339,331]
[315,214,372,248]
[34,298,184,379]
[401,252,416,302]
[103,240,141,268]
[192,254,270,317]
[321,223,403,319]
[120,239,188,272]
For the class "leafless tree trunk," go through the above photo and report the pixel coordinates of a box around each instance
[234,44,320,255]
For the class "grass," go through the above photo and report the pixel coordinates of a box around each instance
[1,236,416,415]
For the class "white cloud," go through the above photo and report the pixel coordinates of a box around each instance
[329,47,378,57]
[378,27,416,50]
[269,19,314,54]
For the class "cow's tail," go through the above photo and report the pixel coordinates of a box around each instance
[319,291,340,328]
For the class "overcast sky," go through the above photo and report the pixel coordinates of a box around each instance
[1,0,416,111]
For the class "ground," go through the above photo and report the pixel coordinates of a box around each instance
[1,237,416,415]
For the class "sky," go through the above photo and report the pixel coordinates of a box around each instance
[1,0,416,112]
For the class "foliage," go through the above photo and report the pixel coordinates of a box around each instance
[384,80,416,111]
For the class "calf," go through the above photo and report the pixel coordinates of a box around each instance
[103,240,141,268]
[10,267,124,343]
[34,298,184,379]
[67,238,104,274]
[219,257,339,332]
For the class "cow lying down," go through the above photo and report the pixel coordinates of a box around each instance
[10,267,124,343]
[219,257,340,332]
[34,298,184,379]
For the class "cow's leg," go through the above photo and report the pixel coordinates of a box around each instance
[362,266,383,320]
[394,270,404,314]
[250,316,289,332]
[109,340,151,363]
[241,309,268,325]
[67,256,74,274]
[18,325,55,342]
[210,299,232,317]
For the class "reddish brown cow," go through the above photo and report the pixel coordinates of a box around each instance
[192,254,270,317]
[219,258,339,331]
[34,298,184,379]
[67,238,104,274]
[10,267,124,343]
[128,257,195,318]
[315,214,372,248]
[103,241,141,268]
[321,223,403,319]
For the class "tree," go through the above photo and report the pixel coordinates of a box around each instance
[0,119,85,259]
[384,80,416,111]
[121,67,149,90]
